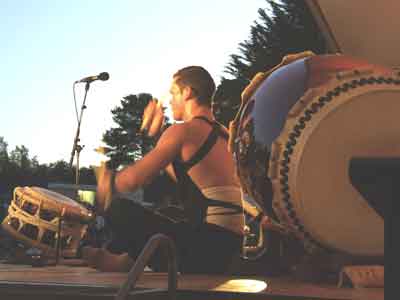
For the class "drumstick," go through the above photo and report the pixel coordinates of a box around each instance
[93,162,113,213]
[148,100,165,137]
[140,99,157,133]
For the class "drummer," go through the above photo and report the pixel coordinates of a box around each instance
[92,66,245,273]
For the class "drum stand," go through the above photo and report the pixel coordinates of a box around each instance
[69,82,90,188]
[55,207,66,265]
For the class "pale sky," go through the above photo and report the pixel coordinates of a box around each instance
[1,0,267,167]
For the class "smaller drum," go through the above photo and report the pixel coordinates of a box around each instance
[2,186,94,258]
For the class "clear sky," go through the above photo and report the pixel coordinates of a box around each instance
[1,0,267,167]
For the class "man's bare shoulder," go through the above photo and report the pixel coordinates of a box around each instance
[186,117,228,135]
[157,123,188,146]
[163,123,188,135]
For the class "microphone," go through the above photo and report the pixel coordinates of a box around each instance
[75,72,109,83]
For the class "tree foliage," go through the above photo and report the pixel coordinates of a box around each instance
[212,78,248,127]
[213,0,327,126]
[0,136,96,204]
[101,93,177,207]
[102,93,163,169]
[226,0,326,80]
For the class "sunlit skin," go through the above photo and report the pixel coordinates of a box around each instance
[96,75,299,236]
[96,77,240,206]
[140,99,164,137]
[96,79,285,233]
[92,75,244,271]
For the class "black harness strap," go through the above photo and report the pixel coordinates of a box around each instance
[180,116,228,172]
[172,116,241,226]
[205,198,243,215]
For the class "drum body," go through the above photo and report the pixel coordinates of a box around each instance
[2,186,93,258]
[234,54,398,258]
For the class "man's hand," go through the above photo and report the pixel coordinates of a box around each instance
[94,162,113,214]
[140,99,165,137]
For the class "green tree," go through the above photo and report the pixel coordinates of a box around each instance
[102,93,166,169]
[0,137,10,193]
[78,166,97,185]
[7,145,34,188]
[0,137,8,163]
[102,93,176,209]
[31,163,49,186]
[226,0,326,80]
[0,136,96,200]
[0,137,9,182]
[212,78,248,127]
[9,145,31,170]
[213,0,327,126]
[47,160,73,183]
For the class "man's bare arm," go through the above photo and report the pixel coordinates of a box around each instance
[114,124,184,193]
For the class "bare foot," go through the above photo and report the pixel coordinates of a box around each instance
[81,246,102,267]
[82,245,135,272]
[97,251,135,272]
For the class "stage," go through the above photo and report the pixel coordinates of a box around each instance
[0,262,383,300]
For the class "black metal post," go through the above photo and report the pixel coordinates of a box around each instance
[69,82,90,187]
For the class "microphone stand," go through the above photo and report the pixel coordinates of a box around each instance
[69,82,90,190]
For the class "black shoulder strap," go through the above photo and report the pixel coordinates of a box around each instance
[181,116,228,171]
[193,115,214,125]
[183,125,219,171]
[172,159,207,226]
[193,116,229,139]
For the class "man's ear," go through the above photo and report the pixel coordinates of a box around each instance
[182,86,193,101]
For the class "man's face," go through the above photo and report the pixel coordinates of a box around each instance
[169,79,185,121]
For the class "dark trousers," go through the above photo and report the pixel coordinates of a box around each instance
[104,198,242,274]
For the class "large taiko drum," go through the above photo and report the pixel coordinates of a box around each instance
[234,54,399,258]
[2,186,94,258]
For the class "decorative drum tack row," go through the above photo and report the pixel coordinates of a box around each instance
[234,54,394,259]
[270,71,399,255]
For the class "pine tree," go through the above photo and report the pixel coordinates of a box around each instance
[213,78,248,127]
[213,0,327,126]
[102,93,159,169]
[103,93,154,168]
[102,94,176,208]
[226,0,326,81]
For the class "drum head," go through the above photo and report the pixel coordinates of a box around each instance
[21,187,93,222]
[270,68,399,257]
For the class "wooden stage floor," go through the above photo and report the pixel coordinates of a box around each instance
[0,262,384,300]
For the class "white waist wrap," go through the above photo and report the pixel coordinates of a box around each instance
[201,186,244,235]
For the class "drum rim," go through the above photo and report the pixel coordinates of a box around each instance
[14,186,93,221]
[269,68,399,256]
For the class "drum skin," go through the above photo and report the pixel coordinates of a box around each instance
[234,54,398,257]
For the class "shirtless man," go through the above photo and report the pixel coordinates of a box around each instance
[92,66,245,274]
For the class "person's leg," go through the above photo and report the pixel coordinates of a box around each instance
[94,197,179,271]
[92,198,242,274]
[177,223,242,274]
